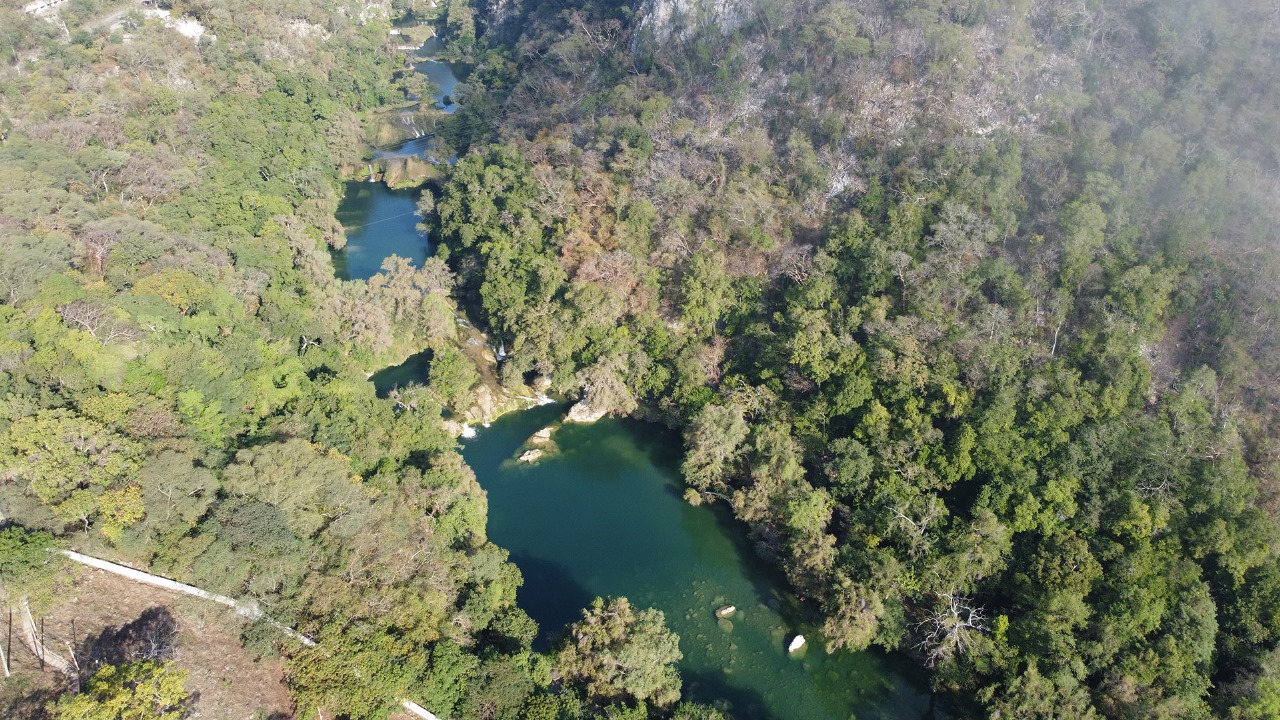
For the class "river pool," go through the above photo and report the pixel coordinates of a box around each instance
[462,406,945,720]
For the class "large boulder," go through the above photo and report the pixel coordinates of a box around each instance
[566,400,608,423]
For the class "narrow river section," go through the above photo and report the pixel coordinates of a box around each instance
[462,405,946,720]
[334,28,470,279]
[332,182,428,281]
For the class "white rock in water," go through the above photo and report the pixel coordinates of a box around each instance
[529,427,554,445]
[517,449,544,463]
[566,400,607,423]
[788,635,806,653]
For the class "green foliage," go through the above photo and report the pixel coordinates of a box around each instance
[287,627,429,720]
[1,410,144,531]
[557,597,683,709]
[55,661,190,720]
[0,525,61,607]
[428,346,480,412]
[2,0,1279,717]
[436,146,566,338]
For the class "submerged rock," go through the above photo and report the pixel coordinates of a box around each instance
[529,426,555,445]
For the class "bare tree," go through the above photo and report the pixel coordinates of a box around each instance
[916,593,989,667]
[78,229,120,281]
[56,301,136,345]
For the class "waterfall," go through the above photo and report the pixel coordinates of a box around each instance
[368,163,375,182]
[460,423,477,439]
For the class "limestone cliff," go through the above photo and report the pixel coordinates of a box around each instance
[635,0,751,44]
[481,0,527,44]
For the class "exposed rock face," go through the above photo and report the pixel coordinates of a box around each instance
[381,156,436,188]
[472,384,501,422]
[566,400,608,423]
[517,448,544,463]
[529,426,555,445]
[636,0,750,44]
[482,0,526,44]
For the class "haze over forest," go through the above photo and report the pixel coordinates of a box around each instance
[1,0,1279,718]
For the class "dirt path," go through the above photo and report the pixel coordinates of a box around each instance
[55,551,452,719]
[19,598,73,675]
[3,567,294,719]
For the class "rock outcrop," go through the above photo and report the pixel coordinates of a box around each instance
[636,0,750,44]
[482,0,527,43]
[382,156,438,189]
[566,400,608,423]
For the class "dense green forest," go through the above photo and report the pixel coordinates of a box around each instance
[1,0,1279,718]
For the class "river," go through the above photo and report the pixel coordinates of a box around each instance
[344,23,945,720]
[332,182,428,281]
[461,406,945,720]
[333,30,472,280]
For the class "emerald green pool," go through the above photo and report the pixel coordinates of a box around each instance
[462,406,946,720]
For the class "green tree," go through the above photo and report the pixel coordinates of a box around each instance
[679,251,731,339]
[428,346,479,413]
[0,526,61,605]
[55,661,190,720]
[681,403,748,498]
[220,439,364,539]
[1,410,143,530]
[557,597,683,709]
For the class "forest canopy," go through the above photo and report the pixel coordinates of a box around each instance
[0,0,1278,718]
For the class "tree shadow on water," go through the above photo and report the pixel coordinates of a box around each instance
[680,669,774,720]
[508,553,595,653]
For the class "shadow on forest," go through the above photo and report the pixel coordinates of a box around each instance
[77,606,178,680]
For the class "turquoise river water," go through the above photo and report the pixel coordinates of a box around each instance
[461,406,947,720]
[332,182,428,281]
